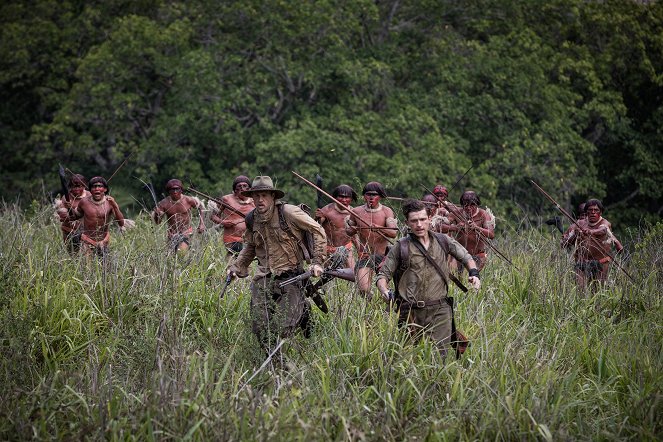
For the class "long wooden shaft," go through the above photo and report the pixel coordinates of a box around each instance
[292,171,394,244]
[186,187,246,218]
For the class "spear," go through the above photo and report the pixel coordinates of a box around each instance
[292,171,395,245]
[107,151,133,183]
[529,180,635,284]
[185,187,246,219]
[315,174,325,209]
[449,164,474,192]
[386,196,437,206]
[422,183,518,269]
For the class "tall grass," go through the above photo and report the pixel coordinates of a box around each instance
[0,202,661,440]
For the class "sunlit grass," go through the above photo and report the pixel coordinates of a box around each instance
[0,202,661,440]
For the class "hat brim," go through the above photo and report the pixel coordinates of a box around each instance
[242,188,285,199]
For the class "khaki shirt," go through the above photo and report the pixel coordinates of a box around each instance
[230,202,327,279]
[377,232,472,304]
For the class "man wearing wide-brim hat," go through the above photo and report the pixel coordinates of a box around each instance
[227,176,327,353]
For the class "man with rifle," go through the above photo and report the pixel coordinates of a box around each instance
[54,173,90,254]
[439,190,495,271]
[315,184,358,269]
[209,175,255,258]
[345,181,398,300]
[226,176,327,354]
[152,179,206,254]
[377,199,481,359]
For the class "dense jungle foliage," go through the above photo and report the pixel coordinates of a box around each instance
[2,0,662,227]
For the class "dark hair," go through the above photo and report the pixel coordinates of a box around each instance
[584,198,603,213]
[460,190,480,206]
[232,175,251,191]
[402,199,426,219]
[421,193,437,204]
[362,181,387,197]
[88,176,109,194]
[332,184,358,201]
[69,174,86,187]
[166,178,183,190]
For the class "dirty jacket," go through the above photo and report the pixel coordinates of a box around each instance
[230,202,326,279]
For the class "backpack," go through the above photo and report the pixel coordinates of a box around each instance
[245,202,315,263]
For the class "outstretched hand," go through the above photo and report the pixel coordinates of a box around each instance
[468,276,481,290]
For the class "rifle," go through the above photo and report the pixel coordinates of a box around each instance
[186,187,246,218]
[529,180,635,284]
[279,267,356,314]
[422,183,518,269]
[278,268,356,288]
[292,171,395,245]
[58,164,69,200]
[219,274,232,298]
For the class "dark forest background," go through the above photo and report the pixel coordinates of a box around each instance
[2,0,662,228]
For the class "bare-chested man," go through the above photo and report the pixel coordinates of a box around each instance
[65,176,125,258]
[152,179,205,253]
[440,190,495,271]
[55,174,91,254]
[209,175,255,257]
[345,182,398,300]
[315,184,358,269]
[561,198,623,290]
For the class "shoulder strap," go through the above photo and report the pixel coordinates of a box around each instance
[432,232,450,253]
[245,209,255,230]
[278,204,312,263]
[410,235,468,293]
[393,237,409,296]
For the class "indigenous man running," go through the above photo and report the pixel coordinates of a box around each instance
[210,175,255,258]
[561,198,623,290]
[65,176,126,258]
[315,184,357,269]
[152,179,205,253]
[55,173,90,254]
[439,190,495,271]
[345,181,398,300]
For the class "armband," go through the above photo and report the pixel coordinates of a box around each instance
[468,268,480,278]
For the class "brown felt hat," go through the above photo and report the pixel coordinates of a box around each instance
[241,176,285,199]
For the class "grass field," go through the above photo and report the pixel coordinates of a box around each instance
[0,202,661,441]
